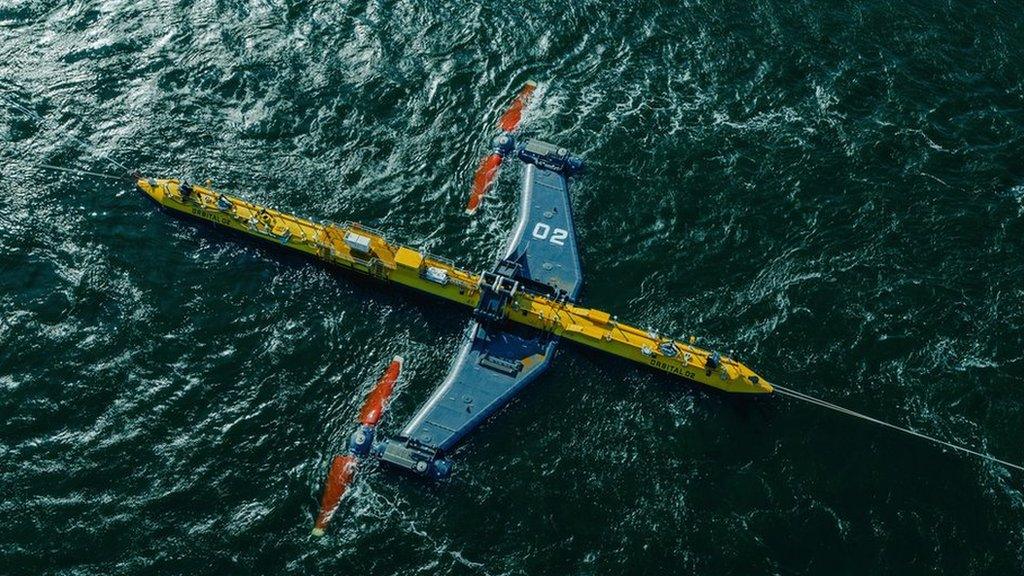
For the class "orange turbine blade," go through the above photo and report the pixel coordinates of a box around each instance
[465,153,503,215]
[358,355,403,427]
[498,80,537,133]
[312,454,358,536]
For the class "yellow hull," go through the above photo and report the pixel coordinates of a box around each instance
[137,178,773,394]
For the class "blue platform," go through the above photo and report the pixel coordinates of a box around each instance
[379,140,583,477]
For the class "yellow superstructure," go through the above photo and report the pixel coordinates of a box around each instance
[137,178,772,394]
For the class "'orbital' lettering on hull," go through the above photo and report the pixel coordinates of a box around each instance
[648,357,697,380]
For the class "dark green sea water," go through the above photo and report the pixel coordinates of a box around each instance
[2,1,1024,574]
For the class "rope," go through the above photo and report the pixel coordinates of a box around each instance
[773,383,1024,472]
[0,92,133,174]
[30,162,133,181]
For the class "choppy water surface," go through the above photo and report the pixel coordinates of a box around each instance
[2,1,1024,574]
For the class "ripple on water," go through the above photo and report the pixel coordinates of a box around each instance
[3,0,1024,574]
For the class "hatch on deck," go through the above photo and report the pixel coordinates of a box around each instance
[395,247,424,269]
[586,308,611,324]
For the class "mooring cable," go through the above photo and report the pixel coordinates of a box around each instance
[773,383,1023,472]
[0,92,133,175]
[27,162,134,181]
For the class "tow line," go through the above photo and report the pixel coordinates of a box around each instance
[774,384,1023,472]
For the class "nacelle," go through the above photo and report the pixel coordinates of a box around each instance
[518,139,584,176]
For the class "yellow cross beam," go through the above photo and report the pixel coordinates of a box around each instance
[137,178,772,394]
